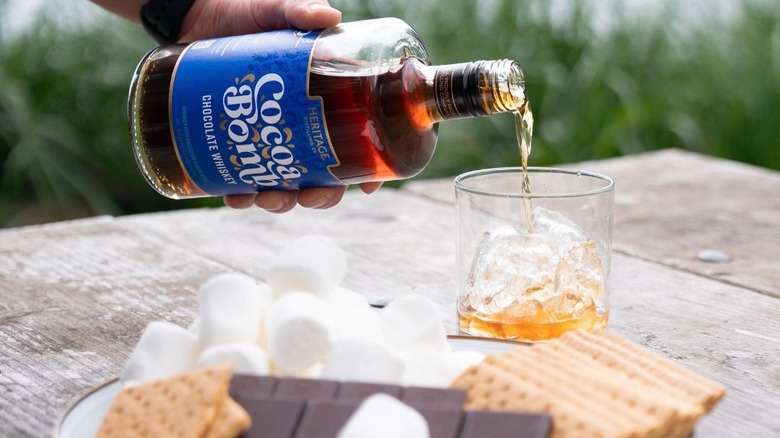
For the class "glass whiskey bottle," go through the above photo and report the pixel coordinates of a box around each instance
[128,18,527,198]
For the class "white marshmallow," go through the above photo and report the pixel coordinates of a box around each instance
[327,286,371,309]
[267,292,336,374]
[268,361,325,378]
[321,337,404,384]
[292,361,325,379]
[256,316,269,350]
[325,286,382,341]
[198,273,266,348]
[197,342,270,375]
[187,316,201,338]
[401,348,456,387]
[120,321,199,385]
[268,235,347,297]
[337,394,430,438]
[380,295,449,353]
[332,308,383,343]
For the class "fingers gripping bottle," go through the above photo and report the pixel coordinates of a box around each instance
[128,18,527,198]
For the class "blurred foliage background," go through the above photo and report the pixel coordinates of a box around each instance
[1,0,778,227]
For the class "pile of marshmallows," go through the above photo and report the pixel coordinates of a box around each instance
[121,235,485,390]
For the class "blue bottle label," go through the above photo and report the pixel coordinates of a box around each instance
[169,30,341,194]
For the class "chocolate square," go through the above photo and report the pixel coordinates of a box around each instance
[292,400,357,438]
[230,375,278,400]
[459,410,552,438]
[416,408,464,438]
[336,381,403,402]
[274,377,340,400]
[402,386,467,409]
[237,396,305,438]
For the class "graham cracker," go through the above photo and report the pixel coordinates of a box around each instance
[97,363,242,438]
[204,396,251,438]
[521,343,695,437]
[487,350,666,438]
[451,362,614,438]
[571,330,726,411]
[450,330,726,438]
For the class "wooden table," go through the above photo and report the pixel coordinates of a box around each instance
[1,149,778,437]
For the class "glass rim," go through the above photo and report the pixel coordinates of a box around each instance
[454,167,614,199]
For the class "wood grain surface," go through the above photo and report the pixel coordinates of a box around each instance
[1,150,778,437]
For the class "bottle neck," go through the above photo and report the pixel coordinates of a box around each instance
[429,60,526,122]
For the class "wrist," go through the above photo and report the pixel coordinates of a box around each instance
[140,0,198,44]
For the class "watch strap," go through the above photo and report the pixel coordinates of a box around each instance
[141,0,197,45]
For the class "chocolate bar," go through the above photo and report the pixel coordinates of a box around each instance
[230,375,551,438]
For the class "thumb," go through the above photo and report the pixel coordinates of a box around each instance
[282,0,342,31]
[179,0,341,43]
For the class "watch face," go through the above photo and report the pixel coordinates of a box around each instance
[141,0,198,44]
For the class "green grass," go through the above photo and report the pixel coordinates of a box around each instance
[1,0,778,226]
[0,7,222,227]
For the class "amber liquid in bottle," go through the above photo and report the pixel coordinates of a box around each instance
[308,61,439,184]
[130,46,195,197]
[132,51,438,197]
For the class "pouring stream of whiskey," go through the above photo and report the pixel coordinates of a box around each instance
[514,100,535,233]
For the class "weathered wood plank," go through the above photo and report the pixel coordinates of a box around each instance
[402,149,780,299]
[608,255,780,437]
[0,218,235,438]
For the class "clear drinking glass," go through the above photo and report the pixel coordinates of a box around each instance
[455,167,614,342]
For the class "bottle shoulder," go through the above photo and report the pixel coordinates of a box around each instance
[312,18,431,77]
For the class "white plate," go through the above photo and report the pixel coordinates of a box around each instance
[445,335,527,354]
[55,335,526,438]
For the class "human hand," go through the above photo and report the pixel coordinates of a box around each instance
[223,182,383,213]
[178,0,341,42]
[178,0,382,212]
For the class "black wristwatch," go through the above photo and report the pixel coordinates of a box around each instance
[141,0,198,45]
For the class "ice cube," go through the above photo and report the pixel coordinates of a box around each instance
[466,229,559,315]
[543,239,605,320]
[556,240,605,297]
[500,297,546,322]
[464,204,608,328]
[541,289,596,322]
[531,206,589,244]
